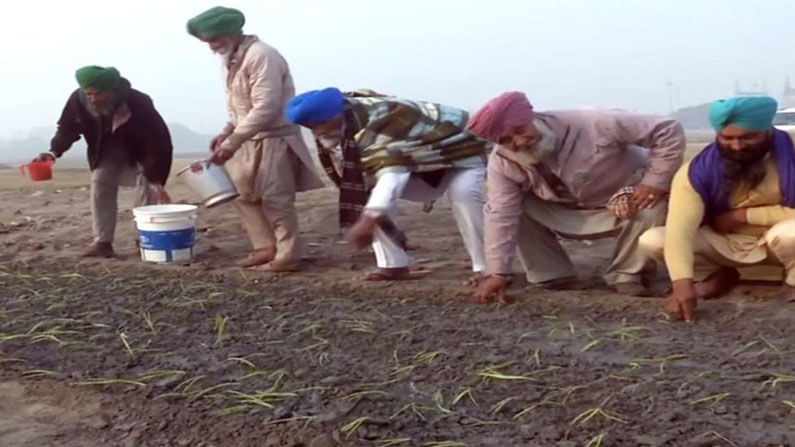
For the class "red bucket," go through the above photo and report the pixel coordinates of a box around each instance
[20,161,53,181]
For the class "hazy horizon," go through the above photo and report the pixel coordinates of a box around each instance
[2,0,794,145]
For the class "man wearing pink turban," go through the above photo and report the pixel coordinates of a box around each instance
[468,92,686,303]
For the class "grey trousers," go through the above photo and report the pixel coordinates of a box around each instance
[516,194,666,285]
[91,155,149,244]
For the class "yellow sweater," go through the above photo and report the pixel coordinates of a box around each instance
[664,155,795,280]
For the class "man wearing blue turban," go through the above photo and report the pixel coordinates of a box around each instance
[287,88,489,282]
[640,96,795,321]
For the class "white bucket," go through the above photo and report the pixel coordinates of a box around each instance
[133,204,198,264]
[176,161,239,208]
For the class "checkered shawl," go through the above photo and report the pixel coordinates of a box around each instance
[317,91,489,231]
[347,91,489,176]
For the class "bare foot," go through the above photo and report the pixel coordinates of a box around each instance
[693,267,740,299]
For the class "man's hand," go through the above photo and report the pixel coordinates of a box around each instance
[475,275,509,304]
[209,146,236,165]
[664,279,698,322]
[631,183,666,209]
[710,209,747,234]
[33,153,56,163]
[146,184,171,204]
[210,132,231,152]
[345,214,378,248]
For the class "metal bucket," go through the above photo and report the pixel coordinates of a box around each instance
[176,160,239,208]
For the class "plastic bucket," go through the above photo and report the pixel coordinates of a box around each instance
[176,161,239,208]
[132,204,198,264]
[20,161,53,181]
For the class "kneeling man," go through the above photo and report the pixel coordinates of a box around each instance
[640,96,795,322]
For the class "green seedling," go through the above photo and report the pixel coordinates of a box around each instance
[76,378,146,388]
[490,397,517,415]
[227,356,257,369]
[628,354,688,375]
[214,315,229,344]
[731,340,759,356]
[783,400,795,410]
[581,339,601,353]
[341,319,374,334]
[478,362,533,381]
[376,439,412,446]
[689,393,730,406]
[141,311,156,333]
[609,325,651,342]
[340,416,371,438]
[21,369,62,379]
[423,442,467,447]
[758,335,781,354]
[119,332,135,359]
[763,374,795,389]
[585,433,607,447]
[343,390,390,401]
[451,387,478,407]
[571,406,628,425]
[432,390,454,415]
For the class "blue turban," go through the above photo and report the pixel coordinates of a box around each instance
[708,96,778,132]
[286,88,345,126]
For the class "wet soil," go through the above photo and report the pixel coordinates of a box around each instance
[1,183,795,446]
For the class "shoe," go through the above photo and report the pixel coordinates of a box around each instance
[611,282,652,297]
[82,242,115,258]
[236,247,276,268]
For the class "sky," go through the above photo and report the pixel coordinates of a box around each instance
[1,0,794,138]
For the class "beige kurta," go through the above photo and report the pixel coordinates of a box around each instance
[220,35,322,201]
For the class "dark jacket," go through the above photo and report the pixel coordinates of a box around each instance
[49,81,173,185]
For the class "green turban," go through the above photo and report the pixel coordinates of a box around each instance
[75,66,121,92]
[708,96,778,132]
[187,6,245,39]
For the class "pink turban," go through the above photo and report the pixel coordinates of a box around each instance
[467,91,535,142]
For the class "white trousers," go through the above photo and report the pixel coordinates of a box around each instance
[368,168,486,271]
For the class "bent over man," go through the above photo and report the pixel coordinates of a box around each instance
[34,66,172,258]
[470,92,685,302]
[286,88,488,281]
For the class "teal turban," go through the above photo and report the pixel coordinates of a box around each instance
[75,66,121,92]
[187,7,245,39]
[708,96,778,132]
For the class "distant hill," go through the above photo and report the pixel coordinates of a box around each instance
[0,123,212,163]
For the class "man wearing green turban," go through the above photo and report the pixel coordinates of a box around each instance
[186,7,322,271]
[640,96,795,321]
[32,66,173,258]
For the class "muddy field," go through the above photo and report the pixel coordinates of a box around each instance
[2,168,795,446]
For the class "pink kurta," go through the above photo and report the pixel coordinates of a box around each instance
[484,109,686,274]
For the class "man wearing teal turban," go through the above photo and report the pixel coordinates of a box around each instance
[640,96,795,321]
[31,66,173,258]
[186,7,323,271]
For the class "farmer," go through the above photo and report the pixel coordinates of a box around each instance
[640,96,795,322]
[286,88,488,281]
[33,66,172,258]
[471,92,686,303]
[187,6,323,271]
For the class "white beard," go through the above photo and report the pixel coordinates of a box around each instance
[511,119,556,165]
